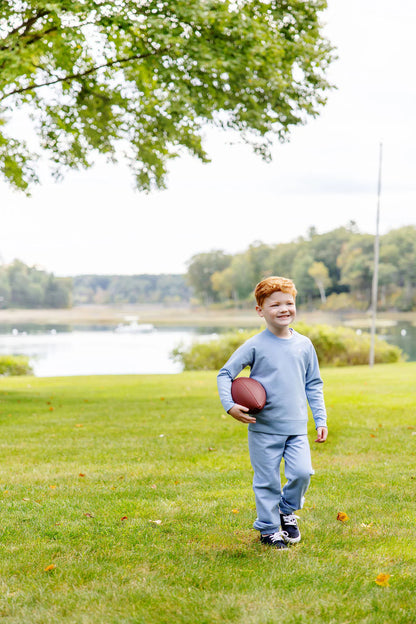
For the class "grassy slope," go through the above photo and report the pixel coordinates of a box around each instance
[0,364,415,623]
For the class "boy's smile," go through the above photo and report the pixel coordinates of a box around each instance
[255,290,296,337]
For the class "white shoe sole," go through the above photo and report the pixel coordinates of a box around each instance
[283,533,301,544]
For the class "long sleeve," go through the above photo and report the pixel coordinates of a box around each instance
[305,344,327,429]
[217,329,327,435]
[217,342,255,413]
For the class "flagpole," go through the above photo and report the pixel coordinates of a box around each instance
[369,142,383,367]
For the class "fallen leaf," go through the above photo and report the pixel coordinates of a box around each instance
[208,447,216,452]
[75,424,83,428]
[44,564,56,572]
[79,473,86,477]
[121,516,128,521]
[49,406,54,411]
[49,485,57,489]
[84,512,94,518]
[337,512,349,522]
[232,509,239,514]
[375,573,390,587]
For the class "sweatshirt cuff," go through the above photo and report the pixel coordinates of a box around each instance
[221,400,235,413]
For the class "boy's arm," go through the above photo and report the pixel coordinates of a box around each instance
[305,344,328,442]
[217,343,256,423]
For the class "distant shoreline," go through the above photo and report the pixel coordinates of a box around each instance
[0,305,415,328]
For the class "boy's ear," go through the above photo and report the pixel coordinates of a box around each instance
[256,305,264,317]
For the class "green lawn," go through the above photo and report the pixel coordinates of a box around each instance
[0,364,415,623]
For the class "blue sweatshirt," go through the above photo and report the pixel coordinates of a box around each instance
[217,328,327,435]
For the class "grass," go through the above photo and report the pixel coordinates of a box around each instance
[0,364,416,623]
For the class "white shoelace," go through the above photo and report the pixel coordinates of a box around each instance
[268,530,289,543]
[281,514,300,526]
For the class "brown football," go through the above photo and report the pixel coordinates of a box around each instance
[231,377,267,414]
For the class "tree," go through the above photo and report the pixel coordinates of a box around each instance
[291,248,316,304]
[186,250,231,304]
[309,226,354,289]
[211,252,257,303]
[381,226,416,309]
[308,261,331,303]
[0,259,72,308]
[0,1,334,192]
[337,235,374,306]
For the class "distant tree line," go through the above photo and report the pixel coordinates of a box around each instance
[0,260,72,309]
[73,274,191,305]
[186,224,416,311]
[1,224,415,311]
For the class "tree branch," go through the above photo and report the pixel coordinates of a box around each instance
[0,9,51,48]
[0,47,170,102]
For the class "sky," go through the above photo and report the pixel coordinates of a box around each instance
[1,0,416,277]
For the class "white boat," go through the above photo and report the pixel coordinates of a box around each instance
[114,320,155,334]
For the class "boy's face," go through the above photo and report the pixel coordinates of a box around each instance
[256,290,296,336]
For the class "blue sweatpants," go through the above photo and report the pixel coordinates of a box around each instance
[248,431,314,534]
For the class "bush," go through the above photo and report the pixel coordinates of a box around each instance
[171,323,403,370]
[295,322,403,366]
[171,329,258,371]
[0,355,33,376]
[322,293,367,312]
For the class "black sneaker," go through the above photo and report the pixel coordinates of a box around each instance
[280,513,301,544]
[260,531,289,549]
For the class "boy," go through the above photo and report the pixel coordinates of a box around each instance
[217,276,328,549]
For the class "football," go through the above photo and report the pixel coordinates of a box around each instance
[231,377,267,414]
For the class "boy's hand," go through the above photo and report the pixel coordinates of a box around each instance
[315,426,328,443]
[228,404,257,424]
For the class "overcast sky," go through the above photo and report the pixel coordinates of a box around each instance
[1,0,415,276]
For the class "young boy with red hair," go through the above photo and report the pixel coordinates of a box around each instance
[217,276,328,549]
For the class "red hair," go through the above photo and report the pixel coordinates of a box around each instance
[254,276,297,306]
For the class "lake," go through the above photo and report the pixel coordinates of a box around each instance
[0,321,415,377]
[0,325,208,376]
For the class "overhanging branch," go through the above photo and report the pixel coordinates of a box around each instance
[0,47,170,102]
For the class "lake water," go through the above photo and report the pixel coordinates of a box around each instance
[0,321,415,377]
[0,325,208,376]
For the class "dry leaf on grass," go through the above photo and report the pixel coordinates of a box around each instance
[375,573,390,587]
[337,512,349,522]
[44,564,56,572]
